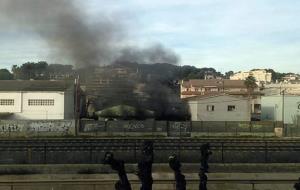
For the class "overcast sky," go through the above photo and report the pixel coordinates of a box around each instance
[1,0,300,73]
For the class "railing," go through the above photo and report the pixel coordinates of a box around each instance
[0,139,300,164]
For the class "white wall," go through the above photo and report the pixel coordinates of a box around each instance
[188,95,251,121]
[261,95,300,124]
[0,92,22,113]
[0,91,71,120]
[20,92,65,120]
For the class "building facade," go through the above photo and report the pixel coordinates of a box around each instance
[180,79,252,99]
[230,69,272,83]
[263,83,300,96]
[0,80,75,120]
[186,94,251,121]
[282,74,300,83]
[261,95,300,124]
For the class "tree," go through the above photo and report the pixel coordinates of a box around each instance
[11,62,74,80]
[265,69,286,82]
[0,69,13,80]
[225,71,234,79]
[244,76,257,93]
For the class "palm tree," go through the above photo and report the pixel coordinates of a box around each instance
[244,76,257,119]
[244,76,257,94]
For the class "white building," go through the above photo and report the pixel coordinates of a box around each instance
[230,69,272,83]
[0,80,75,120]
[186,94,251,121]
[263,83,300,96]
[282,74,299,83]
[180,79,253,99]
[261,95,300,124]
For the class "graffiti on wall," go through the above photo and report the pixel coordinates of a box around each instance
[168,122,191,137]
[124,121,145,130]
[28,120,73,134]
[83,121,106,132]
[0,120,74,136]
[0,123,22,132]
[169,122,190,133]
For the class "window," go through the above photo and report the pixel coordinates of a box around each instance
[228,105,236,111]
[0,99,14,106]
[28,99,54,106]
[207,105,214,111]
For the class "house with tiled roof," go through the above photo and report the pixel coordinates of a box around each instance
[180,79,258,99]
[181,79,261,121]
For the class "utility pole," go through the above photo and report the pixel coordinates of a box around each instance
[74,76,80,136]
[282,89,285,129]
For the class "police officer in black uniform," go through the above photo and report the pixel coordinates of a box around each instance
[104,152,132,190]
[200,143,212,173]
[294,177,300,190]
[169,154,186,190]
[199,168,208,190]
[137,141,154,190]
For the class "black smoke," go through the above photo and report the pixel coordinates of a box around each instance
[0,0,189,120]
[115,44,180,65]
[0,0,122,67]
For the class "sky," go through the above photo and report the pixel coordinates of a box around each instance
[1,0,300,73]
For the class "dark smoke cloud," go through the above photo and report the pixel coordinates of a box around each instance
[115,44,179,65]
[0,0,123,68]
[0,0,180,67]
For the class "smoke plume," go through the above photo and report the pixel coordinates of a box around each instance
[115,44,179,65]
[0,0,188,120]
[0,0,180,67]
[0,0,122,67]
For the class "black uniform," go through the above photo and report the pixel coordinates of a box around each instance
[199,171,207,190]
[137,141,154,190]
[169,155,186,190]
[200,143,212,173]
[104,152,132,190]
[294,179,300,190]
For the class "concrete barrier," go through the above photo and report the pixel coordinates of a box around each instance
[80,120,279,137]
[0,172,297,190]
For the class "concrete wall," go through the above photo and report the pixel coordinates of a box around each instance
[0,172,297,190]
[261,95,300,124]
[80,120,278,137]
[80,120,167,137]
[0,172,296,190]
[188,95,251,121]
[21,92,65,120]
[0,120,75,137]
[64,89,75,119]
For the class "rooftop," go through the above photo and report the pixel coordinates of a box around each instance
[183,92,249,101]
[0,80,74,91]
[181,79,251,89]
